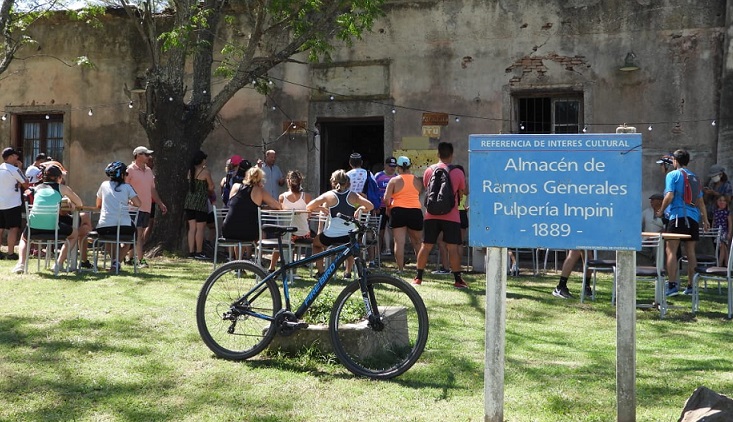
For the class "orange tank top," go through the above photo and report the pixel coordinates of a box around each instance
[390,174,421,209]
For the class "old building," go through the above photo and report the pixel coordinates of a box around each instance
[0,0,727,207]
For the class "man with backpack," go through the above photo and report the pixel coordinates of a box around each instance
[413,142,468,288]
[656,149,709,296]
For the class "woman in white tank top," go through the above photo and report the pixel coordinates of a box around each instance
[267,170,313,272]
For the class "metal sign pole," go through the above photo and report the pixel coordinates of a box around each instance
[616,250,636,421]
[484,247,506,422]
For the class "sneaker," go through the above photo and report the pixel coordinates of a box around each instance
[412,277,422,285]
[431,267,451,275]
[138,258,149,268]
[6,253,18,261]
[454,279,469,289]
[11,263,24,274]
[382,250,392,256]
[80,260,94,270]
[666,285,680,297]
[343,272,352,279]
[194,253,208,260]
[552,287,573,299]
[188,252,196,259]
[683,286,693,295]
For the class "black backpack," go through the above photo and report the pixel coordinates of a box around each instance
[424,164,456,215]
[221,170,244,206]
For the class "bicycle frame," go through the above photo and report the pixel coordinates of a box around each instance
[236,224,378,324]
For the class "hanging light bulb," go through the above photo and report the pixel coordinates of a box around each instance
[45,114,50,120]
[88,109,93,116]
[1,114,6,121]
[455,116,460,123]
[712,120,717,126]
[329,95,334,101]
[268,80,273,86]
[271,106,276,111]
[648,125,653,131]
[203,90,207,94]
[582,126,587,133]
[252,80,257,86]
[391,108,396,114]
[519,123,525,130]
[128,101,134,109]
[169,97,173,102]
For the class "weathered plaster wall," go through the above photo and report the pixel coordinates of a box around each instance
[0,0,727,205]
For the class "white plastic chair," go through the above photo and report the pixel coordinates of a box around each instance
[212,206,256,269]
[24,202,64,276]
[88,206,139,274]
[256,209,296,269]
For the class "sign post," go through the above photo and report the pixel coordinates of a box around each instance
[468,133,642,421]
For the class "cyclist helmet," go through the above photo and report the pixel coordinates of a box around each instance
[105,161,127,179]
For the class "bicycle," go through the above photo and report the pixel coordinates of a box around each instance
[196,213,429,379]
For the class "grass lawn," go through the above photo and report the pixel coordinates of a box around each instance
[0,255,731,421]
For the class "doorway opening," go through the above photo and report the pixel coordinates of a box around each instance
[316,118,384,193]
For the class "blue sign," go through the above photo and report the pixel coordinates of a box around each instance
[468,134,642,250]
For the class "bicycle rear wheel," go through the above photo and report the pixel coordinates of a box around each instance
[196,261,281,360]
[329,274,429,379]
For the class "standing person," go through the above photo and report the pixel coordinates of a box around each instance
[375,157,397,255]
[262,149,285,199]
[383,156,423,273]
[143,153,156,245]
[25,153,48,185]
[306,169,374,278]
[702,164,732,224]
[126,146,168,268]
[412,142,467,289]
[268,170,313,272]
[0,147,29,261]
[712,196,732,266]
[222,166,281,253]
[552,250,593,299]
[657,149,709,296]
[184,150,215,260]
[13,164,83,274]
[94,161,142,272]
[345,152,369,194]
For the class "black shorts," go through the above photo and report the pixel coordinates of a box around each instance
[0,205,23,229]
[136,211,151,228]
[459,210,468,229]
[96,225,135,236]
[150,202,157,219]
[30,222,73,237]
[665,217,700,241]
[185,209,209,223]
[423,219,462,244]
[318,232,350,247]
[390,207,424,231]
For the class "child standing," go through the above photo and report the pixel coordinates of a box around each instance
[712,196,733,266]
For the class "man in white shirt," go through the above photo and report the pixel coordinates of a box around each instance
[25,153,48,185]
[642,193,665,233]
[345,152,369,194]
[262,149,285,198]
[0,148,29,261]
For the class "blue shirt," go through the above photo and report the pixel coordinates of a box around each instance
[664,168,702,222]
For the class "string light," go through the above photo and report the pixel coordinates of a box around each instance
[271,106,276,111]
[648,125,652,131]
[203,90,207,94]
[1,114,6,121]
[391,108,396,114]
[454,116,460,123]
[88,109,93,116]
[520,122,525,130]
[168,97,173,102]
[582,125,587,133]
[329,95,334,101]
[712,120,716,126]
[45,114,50,120]
[128,101,134,108]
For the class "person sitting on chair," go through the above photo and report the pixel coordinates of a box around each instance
[13,164,83,274]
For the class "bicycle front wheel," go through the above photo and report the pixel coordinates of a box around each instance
[196,260,281,360]
[329,274,429,379]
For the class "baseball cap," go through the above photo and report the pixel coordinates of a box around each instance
[230,155,243,166]
[385,156,397,167]
[649,193,664,200]
[708,164,726,177]
[2,147,20,159]
[133,146,153,156]
[396,156,411,167]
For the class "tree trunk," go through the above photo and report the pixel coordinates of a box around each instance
[141,91,214,254]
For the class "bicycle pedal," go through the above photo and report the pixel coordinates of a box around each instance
[284,321,309,330]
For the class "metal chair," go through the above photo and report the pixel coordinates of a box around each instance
[256,209,296,269]
[24,202,65,276]
[679,227,721,278]
[211,206,256,269]
[358,213,382,267]
[691,238,733,319]
[88,206,139,274]
[634,234,668,316]
[581,250,617,303]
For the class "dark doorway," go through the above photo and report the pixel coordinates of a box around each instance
[316,118,384,193]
